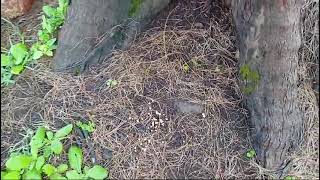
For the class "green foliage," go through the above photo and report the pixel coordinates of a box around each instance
[67,147,109,180]
[76,121,96,133]
[66,170,83,179]
[1,0,69,86]
[284,176,297,180]
[128,0,143,17]
[50,139,63,154]
[1,123,109,180]
[2,171,21,180]
[57,164,68,173]
[246,149,256,159]
[5,155,33,171]
[35,156,45,171]
[54,124,73,138]
[239,64,260,95]
[86,165,109,179]
[30,127,46,158]
[42,164,57,176]
[10,43,29,65]
[23,169,42,180]
[183,63,190,72]
[106,79,118,88]
[50,173,67,180]
[68,146,83,174]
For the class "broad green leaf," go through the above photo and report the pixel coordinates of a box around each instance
[30,127,46,158]
[1,54,10,66]
[46,19,56,33]
[51,139,63,154]
[38,30,50,42]
[42,164,57,176]
[35,156,45,171]
[58,0,68,16]
[83,166,90,174]
[65,170,82,180]
[45,50,53,57]
[10,43,28,65]
[86,165,109,180]
[39,44,48,52]
[2,171,20,180]
[43,147,53,158]
[46,38,56,47]
[42,15,53,33]
[50,173,67,180]
[29,161,36,170]
[1,171,7,179]
[31,42,40,51]
[68,146,83,173]
[57,164,68,173]
[23,169,42,180]
[11,65,24,75]
[54,124,73,138]
[5,154,33,171]
[43,6,56,17]
[49,45,57,50]
[58,0,68,8]
[32,51,43,60]
[46,131,54,140]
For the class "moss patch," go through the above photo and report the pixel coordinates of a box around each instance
[128,0,143,17]
[239,64,260,94]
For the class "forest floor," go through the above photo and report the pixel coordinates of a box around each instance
[1,0,319,179]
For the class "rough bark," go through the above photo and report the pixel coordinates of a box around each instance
[51,0,170,72]
[231,0,304,170]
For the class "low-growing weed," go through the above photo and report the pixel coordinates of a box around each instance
[76,121,96,133]
[1,0,69,86]
[106,79,118,88]
[1,124,109,180]
[246,149,256,159]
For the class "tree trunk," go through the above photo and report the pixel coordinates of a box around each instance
[231,0,304,170]
[51,0,170,72]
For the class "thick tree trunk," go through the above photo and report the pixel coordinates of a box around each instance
[231,0,304,170]
[51,0,170,72]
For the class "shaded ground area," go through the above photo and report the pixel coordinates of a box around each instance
[1,0,319,179]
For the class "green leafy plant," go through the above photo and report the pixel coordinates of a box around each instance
[66,146,108,180]
[30,38,57,60]
[1,0,69,86]
[106,79,118,88]
[1,123,109,180]
[239,64,260,95]
[1,124,72,180]
[1,43,29,85]
[246,149,256,159]
[76,121,96,133]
